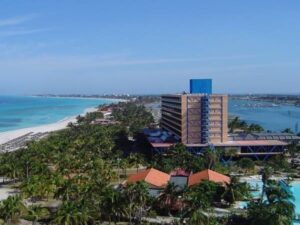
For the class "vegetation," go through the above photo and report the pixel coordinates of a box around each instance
[229,117,264,133]
[112,102,154,134]
[237,158,255,174]
[0,101,155,224]
[247,180,295,225]
[0,101,296,225]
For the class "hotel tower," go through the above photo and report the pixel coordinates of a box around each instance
[161,79,228,144]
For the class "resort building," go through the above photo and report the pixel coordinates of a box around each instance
[125,168,230,197]
[161,79,228,144]
[142,79,289,160]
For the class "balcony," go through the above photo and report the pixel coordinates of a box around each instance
[161,102,182,110]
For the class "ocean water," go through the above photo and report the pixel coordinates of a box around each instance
[229,99,300,132]
[0,96,116,132]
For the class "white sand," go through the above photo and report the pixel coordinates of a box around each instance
[0,107,97,145]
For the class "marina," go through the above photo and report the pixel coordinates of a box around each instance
[229,98,300,132]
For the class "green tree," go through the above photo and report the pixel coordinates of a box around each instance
[100,187,125,224]
[260,166,273,203]
[222,177,251,205]
[288,141,298,159]
[238,158,255,174]
[188,209,212,225]
[282,128,294,134]
[53,201,91,225]
[229,117,248,133]
[158,182,180,216]
[0,195,25,224]
[185,181,220,210]
[128,153,145,173]
[25,205,48,225]
[247,124,264,132]
[202,148,219,170]
[248,179,295,225]
[124,182,149,224]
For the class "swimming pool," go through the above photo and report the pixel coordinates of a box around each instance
[291,182,300,215]
[243,179,300,224]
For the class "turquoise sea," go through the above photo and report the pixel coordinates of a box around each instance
[0,96,116,132]
[229,99,300,132]
[1,96,299,133]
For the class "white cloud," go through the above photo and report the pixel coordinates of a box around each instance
[0,14,37,27]
[1,54,298,76]
[0,28,50,37]
[0,54,256,72]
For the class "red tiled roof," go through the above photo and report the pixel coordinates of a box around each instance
[126,168,170,188]
[188,169,230,187]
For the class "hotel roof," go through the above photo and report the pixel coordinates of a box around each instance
[150,139,288,148]
[230,132,300,141]
[126,168,170,188]
[188,169,230,187]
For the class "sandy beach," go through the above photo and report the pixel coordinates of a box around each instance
[0,107,97,145]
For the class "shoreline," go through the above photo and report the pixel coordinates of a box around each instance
[0,107,97,145]
[29,95,127,102]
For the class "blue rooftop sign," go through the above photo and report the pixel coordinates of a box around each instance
[189,79,212,94]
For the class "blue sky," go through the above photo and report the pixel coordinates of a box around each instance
[0,0,300,94]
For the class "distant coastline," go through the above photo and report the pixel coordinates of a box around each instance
[31,94,128,102]
[230,94,300,107]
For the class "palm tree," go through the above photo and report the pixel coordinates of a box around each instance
[288,141,298,159]
[124,182,149,224]
[229,117,248,133]
[261,167,273,203]
[54,179,79,201]
[188,209,210,225]
[26,205,47,225]
[184,181,218,212]
[53,201,91,225]
[158,182,180,216]
[0,195,25,224]
[100,187,125,224]
[248,179,295,225]
[128,153,145,173]
[119,158,129,177]
[247,123,264,132]
[202,148,219,170]
[265,181,295,219]
[222,176,251,205]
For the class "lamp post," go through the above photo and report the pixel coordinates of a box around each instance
[117,158,121,183]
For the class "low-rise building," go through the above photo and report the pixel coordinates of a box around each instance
[125,168,170,197]
[124,168,230,197]
[188,169,230,187]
